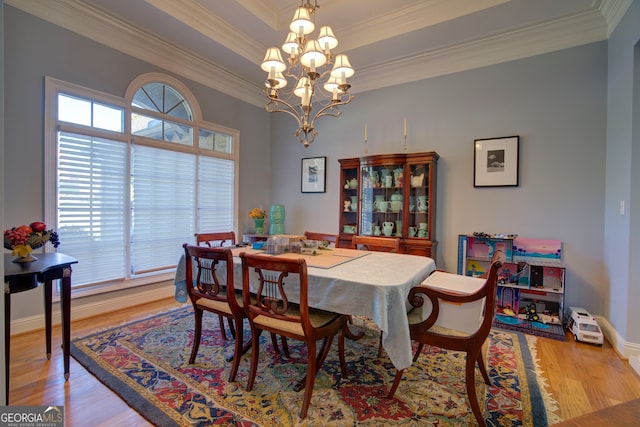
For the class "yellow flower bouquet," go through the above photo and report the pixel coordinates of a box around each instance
[249,207,266,219]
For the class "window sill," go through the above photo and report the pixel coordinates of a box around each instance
[54,271,176,302]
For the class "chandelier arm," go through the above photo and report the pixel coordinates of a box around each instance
[265,97,304,127]
[307,96,353,127]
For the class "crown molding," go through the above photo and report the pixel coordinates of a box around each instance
[338,0,510,52]
[598,0,633,37]
[354,8,608,94]
[6,0,265,107]
[6,0,612,108]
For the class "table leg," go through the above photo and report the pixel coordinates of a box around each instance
[4,292,10,405]
[44,281,52,360]
[60,268,72,380]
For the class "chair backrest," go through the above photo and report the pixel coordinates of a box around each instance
[240,252,313,334]
[304,231,338,247]
[415,251,504,342]
[183,244,240,312]
[479,249,506,279]
[351,235,400,253]
[195,231,236,247]
[470,255,503,341]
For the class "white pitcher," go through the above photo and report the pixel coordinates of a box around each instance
[382,221,394,236]
[417,196,428,212]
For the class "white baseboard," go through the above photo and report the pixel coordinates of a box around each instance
[10,284,176,336]
[597,315,640,376]
[630,355,640,375]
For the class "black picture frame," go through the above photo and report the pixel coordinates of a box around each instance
[301,156,326,193]
[474,136,520,187]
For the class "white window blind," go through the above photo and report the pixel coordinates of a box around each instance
[57,132,127,286]
[197,155,235,232]
[130,144,196,274]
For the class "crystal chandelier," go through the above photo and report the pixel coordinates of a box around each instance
[261,0,355,147]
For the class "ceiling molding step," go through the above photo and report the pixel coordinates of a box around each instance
[338,0,511,52]
[354,9,608,94]
[144,0,265,64]
[234,0,280,30]
[598,0,633,36]
[6,0,265,107]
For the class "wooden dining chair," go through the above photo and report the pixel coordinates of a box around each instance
[183,244,247,382]
[240,252,349,419]
[387,250,505,427]
[195,231,236,247]
[303,231,338,247]
[351,235,400,253]
[194,232,237,338]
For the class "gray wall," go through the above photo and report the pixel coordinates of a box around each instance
[272,42,608,318]
[605,0,640,344]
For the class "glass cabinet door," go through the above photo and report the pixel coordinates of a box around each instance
[359,164,405,237]
[407,162,432,240]
[339,160,359,239]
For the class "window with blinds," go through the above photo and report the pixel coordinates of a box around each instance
[46,76,238,295]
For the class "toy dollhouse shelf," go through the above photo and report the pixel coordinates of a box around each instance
[457,234,566,340]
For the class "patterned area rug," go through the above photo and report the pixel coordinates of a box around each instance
[70,307,560,426]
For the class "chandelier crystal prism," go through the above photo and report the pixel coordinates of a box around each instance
[261,0,355,147]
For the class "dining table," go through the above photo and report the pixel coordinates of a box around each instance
[174,246,436,370]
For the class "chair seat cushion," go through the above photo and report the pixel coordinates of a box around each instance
[196,289,248,313]
[196,297,234,315]
[253,305,343,336]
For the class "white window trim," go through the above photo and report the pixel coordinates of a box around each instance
[44,75,240,300]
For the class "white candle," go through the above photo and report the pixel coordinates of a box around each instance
[404,118,407,137]
[365,123,368,141]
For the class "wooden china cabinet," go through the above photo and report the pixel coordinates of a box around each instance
[338,152,438,257]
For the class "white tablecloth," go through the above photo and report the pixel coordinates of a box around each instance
[175,248,436,370]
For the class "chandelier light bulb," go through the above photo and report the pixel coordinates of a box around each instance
[323,75,340,93]
[317,26,338,53]
[282,32,300,57]
[330,54,354,80]
[290,7,314,36]
[261,47,286,73]
[294,76,311,98]
[265,71,287,89]
[300,40,326,69]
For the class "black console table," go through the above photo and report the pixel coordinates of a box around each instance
[4,253,78,405]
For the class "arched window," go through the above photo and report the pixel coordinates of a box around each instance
[45,74,238,296]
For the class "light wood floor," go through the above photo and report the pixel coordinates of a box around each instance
[7,297,640,426]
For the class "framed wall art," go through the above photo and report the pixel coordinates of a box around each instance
[301,156,326,193]
[474,136,520,187]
